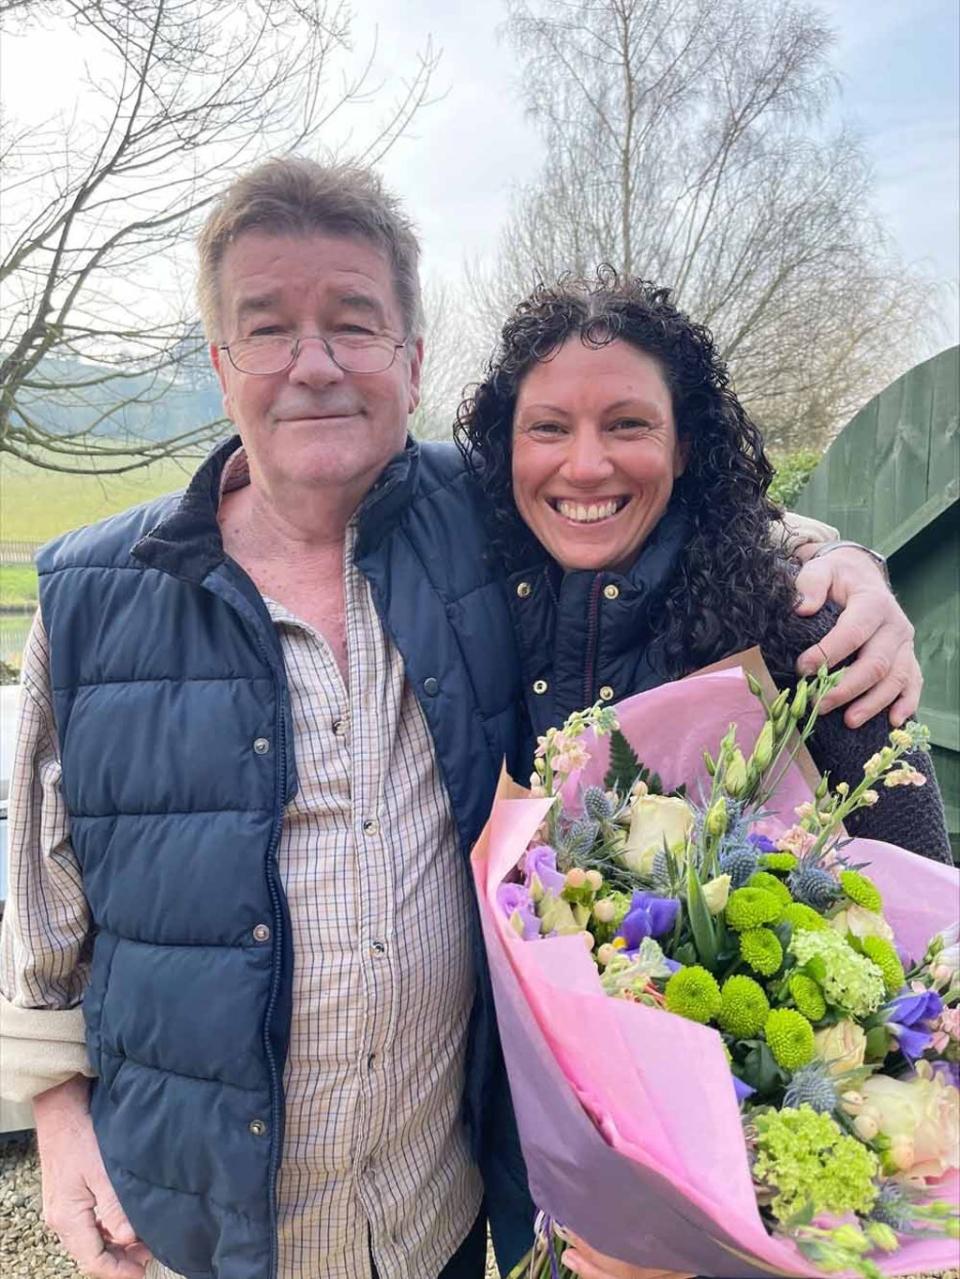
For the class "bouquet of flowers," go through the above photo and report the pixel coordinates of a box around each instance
[472,664,959,1279]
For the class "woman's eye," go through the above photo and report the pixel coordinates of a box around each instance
[611,418,648,432]
[529,421,565,437]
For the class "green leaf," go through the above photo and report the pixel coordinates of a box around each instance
[686,858,719,971]
[604,728,642,791]
[742,1042,784,1093]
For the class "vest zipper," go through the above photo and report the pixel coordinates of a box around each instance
[582,574,603,709]
[262,691,287,1279]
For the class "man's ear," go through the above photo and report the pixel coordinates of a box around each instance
[407,336,424,416]
[209,343,234,421]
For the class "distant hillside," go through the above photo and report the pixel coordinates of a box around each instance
[11,351,223,442]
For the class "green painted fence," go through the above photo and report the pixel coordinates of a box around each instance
[795,346,960,859]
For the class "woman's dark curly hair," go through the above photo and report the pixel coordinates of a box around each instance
[454,270,803,676]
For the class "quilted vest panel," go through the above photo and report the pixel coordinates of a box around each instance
[38,500,291,1279]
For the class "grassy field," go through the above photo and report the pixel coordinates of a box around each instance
[0,453,202,542]
[0,564,38,607]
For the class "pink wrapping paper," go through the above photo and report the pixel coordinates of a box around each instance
[473,670,960,1277]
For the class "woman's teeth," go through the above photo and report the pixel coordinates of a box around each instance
[555,498,623,523]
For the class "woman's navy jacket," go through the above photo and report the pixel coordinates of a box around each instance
[36,436,534,1279]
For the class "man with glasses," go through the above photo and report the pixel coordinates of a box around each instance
[0,157,921,1279]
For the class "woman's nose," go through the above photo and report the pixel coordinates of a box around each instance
[562,429,614,483]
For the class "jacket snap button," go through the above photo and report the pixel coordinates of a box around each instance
[248,1119,267,1137]
[603,584,620,600]
[253,924,271,942]
[362,818,380,836]
[516,581,532,598]
[253,737,270,755]
[532,679,548,695]
[423,677,439,696]
[599,685,615,701]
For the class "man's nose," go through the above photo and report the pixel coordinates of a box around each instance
[288,336,345,386]
[562,428,614,484]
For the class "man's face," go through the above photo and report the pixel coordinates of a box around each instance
[210,230,421,500]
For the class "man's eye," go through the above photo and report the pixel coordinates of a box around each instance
[248,328,286,339]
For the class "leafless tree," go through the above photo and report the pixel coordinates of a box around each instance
[411,279,491,441]
[1,0,438,473]
[472,0,936,451]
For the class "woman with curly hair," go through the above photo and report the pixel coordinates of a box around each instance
[455,273,951,863]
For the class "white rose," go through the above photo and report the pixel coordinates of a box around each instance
[831,904,895,943]
[621,794,694,875]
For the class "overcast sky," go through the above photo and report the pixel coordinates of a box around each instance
[4,0,958,342]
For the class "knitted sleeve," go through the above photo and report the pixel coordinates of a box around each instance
[761,606,953,866]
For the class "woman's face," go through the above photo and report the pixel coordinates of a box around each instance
[511,338,688,572]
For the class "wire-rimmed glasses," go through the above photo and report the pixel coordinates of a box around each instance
[221,333,406,376]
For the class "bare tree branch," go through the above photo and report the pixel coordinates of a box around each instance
[1,0,438,473]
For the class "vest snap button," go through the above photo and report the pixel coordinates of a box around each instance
[252,924,271,943]
[599,685,615,701]
[248,1119,267,1137]
[423,677,439,696]
[516,581,532,598]
[603,583,620,600]
[253,737,270,755]
[532,679,548,695]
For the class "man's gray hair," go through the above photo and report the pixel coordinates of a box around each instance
[197,156,423,341]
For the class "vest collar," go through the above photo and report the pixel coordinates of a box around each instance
[132,434,422,581]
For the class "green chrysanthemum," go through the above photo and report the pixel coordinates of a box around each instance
[764,1008,815,1069]
[780,902,829,933]
[759,851,798,872]
[839,869,883,913]
[747,870,793,906]
[740,927,784,976]
[749,870,793,903]
[859,936,905,995]
[664,965,722,1024]
[725,886,782,932]
[788,972,827,1022]
[717,974,770,1037]
[753,1105,879,1223]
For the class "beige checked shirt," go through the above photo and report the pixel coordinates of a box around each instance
[0,467,482,1279]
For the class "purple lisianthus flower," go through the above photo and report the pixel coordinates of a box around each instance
[523,845,566,896]
[732,1074,755,1105]
[882,988,944,1061]
[747,833,778,853]
[615,891,680,950]
[931,1059,960,1089]
[496,882,541,941]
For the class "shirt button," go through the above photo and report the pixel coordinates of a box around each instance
[532,679,548,695]
[362,818,380,836]
[253,737,270,755]
[603,583,620,600]
[599,685,615,701]
[516,581,532,598]
[248,1119,268,1137]
[332,718,347,738]
[423,676,439,696]
[370,940,386,957]
[252,924,271,943]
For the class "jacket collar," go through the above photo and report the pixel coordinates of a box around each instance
[132,433,422,581]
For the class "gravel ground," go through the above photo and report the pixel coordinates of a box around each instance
[1,1137,953,1279]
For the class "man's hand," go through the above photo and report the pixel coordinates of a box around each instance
[33,1075,153,1278]
[560,1231,694,1279]
[793,545,920,728]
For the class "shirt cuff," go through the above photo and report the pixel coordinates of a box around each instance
[776,510,839,557]
[0,996,95,1103]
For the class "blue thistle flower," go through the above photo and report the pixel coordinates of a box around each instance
[563,818,600,859]
[788,863,841,910]
[718,844,760,888]
[783,1062,838,1114]
[583,786,614,822]
[869,1183,913,1230]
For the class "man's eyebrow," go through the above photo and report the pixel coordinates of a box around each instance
[235,293,279,323]
[337,292,388,325]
